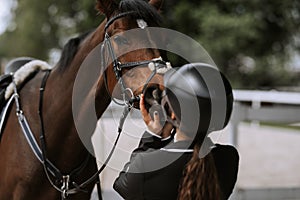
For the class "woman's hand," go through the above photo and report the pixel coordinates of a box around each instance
[140,94,163,135]
[140,94,173,138]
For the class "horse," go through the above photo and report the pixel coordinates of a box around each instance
[0,0,168,199]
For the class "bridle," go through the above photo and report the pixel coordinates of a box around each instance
[102,11,171,107]
[12,11,171,199]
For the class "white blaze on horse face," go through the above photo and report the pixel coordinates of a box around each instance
[136,19,148,29]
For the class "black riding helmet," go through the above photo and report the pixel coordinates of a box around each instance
[162,63,233,140]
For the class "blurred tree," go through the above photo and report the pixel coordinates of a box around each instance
[0,0,101,60]
[0,0,299,89]
[161,0,300,89]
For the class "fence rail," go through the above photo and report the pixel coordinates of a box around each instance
[229,90,300,200]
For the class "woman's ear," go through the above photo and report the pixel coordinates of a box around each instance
[149,0,163,11]
[96,0,118,18]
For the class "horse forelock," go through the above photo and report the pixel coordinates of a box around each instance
[118,0,162,26]
[97,0,162,26]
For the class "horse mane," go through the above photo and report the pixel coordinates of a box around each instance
[118,0,162,26]
[56,30,92,72]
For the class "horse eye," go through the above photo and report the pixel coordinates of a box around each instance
[114,35,129,45]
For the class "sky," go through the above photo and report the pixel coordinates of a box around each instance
[0,0,15,35]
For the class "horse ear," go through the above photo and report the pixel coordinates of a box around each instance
[149,0,163,10]
[96,0,118,18]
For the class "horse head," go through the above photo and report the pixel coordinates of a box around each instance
[96,0,168,109]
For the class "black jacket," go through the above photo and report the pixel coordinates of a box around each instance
[114,132,239,200]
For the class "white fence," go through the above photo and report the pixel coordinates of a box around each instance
[229,90,300,200]
[229,90,300,146]
[93,89,300,200]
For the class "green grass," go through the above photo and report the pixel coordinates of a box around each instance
[259,122,300,131]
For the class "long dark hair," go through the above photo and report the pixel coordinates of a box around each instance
[166,87,222,199]
[164,64,234,199]
[177,144,221,200]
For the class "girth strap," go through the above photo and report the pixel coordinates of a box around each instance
[12,70,93,199]
[10,70,62,178]
[17,108,63,178]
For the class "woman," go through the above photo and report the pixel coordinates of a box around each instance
[114,63,239,200]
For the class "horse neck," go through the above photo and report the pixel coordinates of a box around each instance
[43,23,111,153]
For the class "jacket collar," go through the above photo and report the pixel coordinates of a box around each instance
[160,140,194,153]
[160,137,215,155]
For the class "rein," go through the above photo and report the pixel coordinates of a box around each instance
[13,70,92,199]
[13,11,171,199]
[102,12,170,106]
[88,10,171,192]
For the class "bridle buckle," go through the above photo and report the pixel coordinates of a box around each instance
[61,175,70,199]
[116,61,122,71]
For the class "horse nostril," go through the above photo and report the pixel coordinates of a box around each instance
[143,86,162,106]
[143,85,166,125]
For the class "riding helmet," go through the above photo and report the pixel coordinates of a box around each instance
[163,63,233,139]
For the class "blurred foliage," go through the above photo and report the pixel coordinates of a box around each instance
[161,0,300,89]
[0,0,102,59]
[0,0,299,89]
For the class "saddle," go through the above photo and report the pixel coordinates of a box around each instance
[0,57,34,108]
[0,74,13,109]
[0,57,52,138]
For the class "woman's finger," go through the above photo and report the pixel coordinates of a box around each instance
[140,94,151,124]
